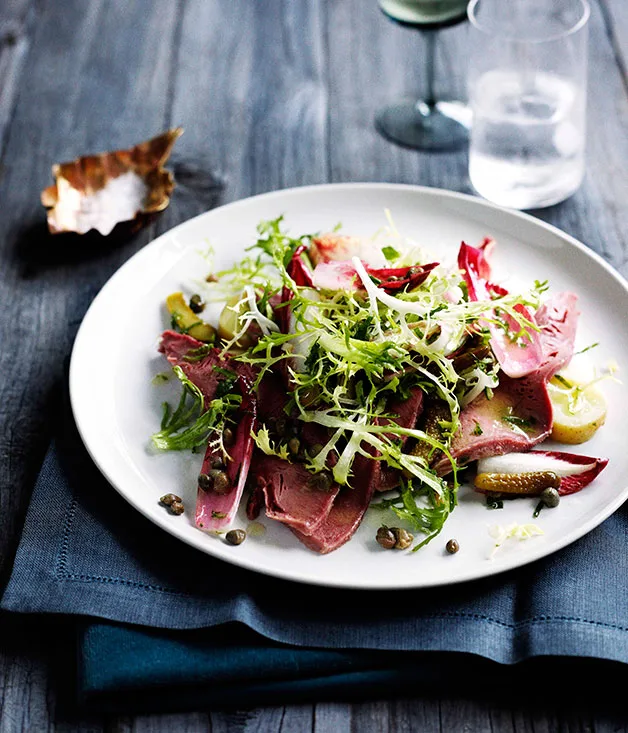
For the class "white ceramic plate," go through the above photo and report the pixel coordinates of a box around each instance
[70,184,628,590]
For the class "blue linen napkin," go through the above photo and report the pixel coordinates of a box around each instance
[77,621,628,713]
[3,385,628,709]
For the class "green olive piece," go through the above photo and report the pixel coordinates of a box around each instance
[225,529,246,546]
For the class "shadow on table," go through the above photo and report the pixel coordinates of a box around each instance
[11,218,156,279]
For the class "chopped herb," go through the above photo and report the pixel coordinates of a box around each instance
[574,341,599,356]
[533,500,545,518]
[212,511,227,519]
[472,421,483,436]
[382,245,400,262]
[213,366,238,398]
[502,415,536,429]
[152,372,170,385]
[552,374,574,389]
[182,344,214,363]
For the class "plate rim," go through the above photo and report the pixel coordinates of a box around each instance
[69,182,628,590]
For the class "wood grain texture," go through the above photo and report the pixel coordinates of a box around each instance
[601,0,628,90]
[0,0,627,730]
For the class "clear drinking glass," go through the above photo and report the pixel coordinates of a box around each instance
[467,0,590,209]
[376,0,470,151]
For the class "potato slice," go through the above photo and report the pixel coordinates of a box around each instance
[218,293,255,347]
[549,377,607,444]
[166,292,216,342]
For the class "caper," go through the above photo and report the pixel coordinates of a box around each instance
[540,487,560,508]
[288,438,300,455]
[391,527,413,550]
[211,458,225,470]
[446,539,460,554]
[376,526,396,550]
[170,500,185,515]
[308,443,324,458]
[198,473,212,491]
[223,427,235,446]
[189,294,205,313]
[309,472,333,492]
[210,470,230,495]
[300,386,320,407]
[225,529,246,546]
[160,493,181,507]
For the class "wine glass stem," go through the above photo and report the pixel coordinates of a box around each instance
[421,30,437,107]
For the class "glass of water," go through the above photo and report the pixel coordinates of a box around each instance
[467,0,590,210]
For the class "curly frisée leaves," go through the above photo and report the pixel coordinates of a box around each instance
[152,366,240,451]
[162,216,548,548]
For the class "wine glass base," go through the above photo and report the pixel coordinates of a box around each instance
[375,99,470,152]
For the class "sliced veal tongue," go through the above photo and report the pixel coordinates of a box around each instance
[251,454,340,536]
[477,450,608,496]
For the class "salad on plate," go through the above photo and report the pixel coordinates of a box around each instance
[150,216,610,554]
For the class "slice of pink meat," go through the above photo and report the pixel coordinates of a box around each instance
[458,241,543,379]
[534,292,580,380]
[433,292,579,475]
[159,330,254,401]
[292,450,381,554]
[251,454,340,535]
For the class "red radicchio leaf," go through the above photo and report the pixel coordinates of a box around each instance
[278,245,314,333]
[457,241,543,379]
[195,376,257,530]
[370,262,439,293]
[530,450,609,496]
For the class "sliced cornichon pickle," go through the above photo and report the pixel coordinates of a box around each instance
[474,471,561,495]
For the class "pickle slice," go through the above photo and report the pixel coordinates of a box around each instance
[474,471,560,495]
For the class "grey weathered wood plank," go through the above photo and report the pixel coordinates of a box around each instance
[600,0,628,90]
[112,712,210,733]
[326,0,470,187]
[0,0,36,153]
[313,702,351,733]
[156,0,328,236]
[389,698,441,733]
[0,0,182,731]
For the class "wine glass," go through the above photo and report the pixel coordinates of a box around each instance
[376,0,471,151]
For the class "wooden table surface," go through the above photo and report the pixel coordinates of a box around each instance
[1,0,627,730]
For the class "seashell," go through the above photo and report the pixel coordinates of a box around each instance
[41,128,183,235]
